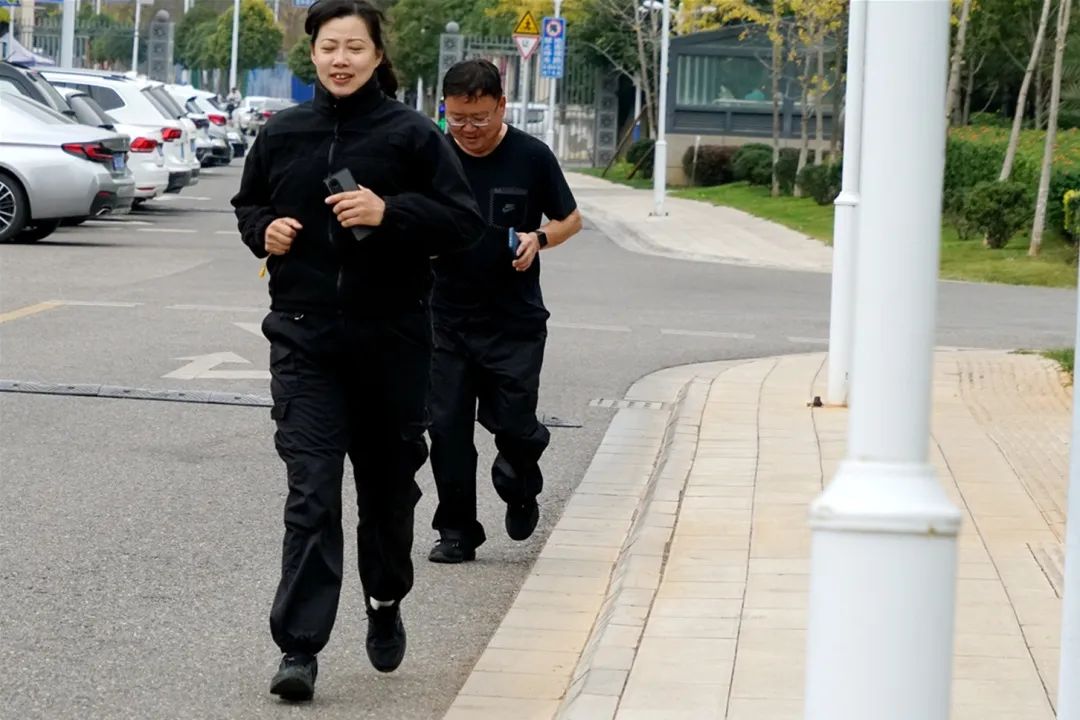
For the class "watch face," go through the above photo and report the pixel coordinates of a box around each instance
[537,231,548,247]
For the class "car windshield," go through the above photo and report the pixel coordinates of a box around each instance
[141,87,177,120]
[0,89,75,124]
[27,71,71,114]
[151,87,187,118]
[263,98,294,111]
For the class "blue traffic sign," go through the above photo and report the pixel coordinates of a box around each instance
[540,17,565,79]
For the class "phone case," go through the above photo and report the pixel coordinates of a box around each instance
[323,168,373,242]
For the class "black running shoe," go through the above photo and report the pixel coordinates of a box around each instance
[270,653,317,702]
[366,603,406,673]
[505,500,539,541]
[428,536,477,563]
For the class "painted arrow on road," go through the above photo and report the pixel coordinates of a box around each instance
[163,351,269,380]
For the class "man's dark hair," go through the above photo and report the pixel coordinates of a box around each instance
[442,59,503,100]
[305,0,398,95]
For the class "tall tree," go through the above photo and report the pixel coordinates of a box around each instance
[1029,0,1073,256]
[999,0,1053,180]
[946,0,974,125]
[207,0,283,75]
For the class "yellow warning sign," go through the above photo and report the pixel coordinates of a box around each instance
[513,11,540,36]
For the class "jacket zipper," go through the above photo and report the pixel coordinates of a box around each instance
[328,117,345,314]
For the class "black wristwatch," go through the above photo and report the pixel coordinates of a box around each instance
[535,230,549,248]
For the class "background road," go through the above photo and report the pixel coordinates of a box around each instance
[1,165,1075,719]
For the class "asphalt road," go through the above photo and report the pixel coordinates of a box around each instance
[1,164,1076,720]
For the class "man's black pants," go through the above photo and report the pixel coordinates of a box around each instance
[429,322,550,548]
[262,309,430,657]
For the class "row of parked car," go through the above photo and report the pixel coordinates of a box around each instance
[0,61,252,243]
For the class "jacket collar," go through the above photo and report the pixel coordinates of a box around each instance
[312,76,384,118]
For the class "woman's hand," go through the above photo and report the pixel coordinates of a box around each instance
[326,188,386,229]
[265,217,303,255]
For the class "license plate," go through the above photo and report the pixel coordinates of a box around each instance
[113,153,127,171]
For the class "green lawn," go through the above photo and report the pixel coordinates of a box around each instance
[1041,348,1075,377]
[576,166,1077,288]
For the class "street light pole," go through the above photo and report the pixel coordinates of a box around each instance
[651,0,671,217]
[825,0,868,406]
[60,0,75,67]
[543,0,562,150]
[228,0,241,94]
[804,2,961,720]
[131,0,142,73]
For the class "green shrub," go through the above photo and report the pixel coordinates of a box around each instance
[733,146,773,186]
[682,144,739,186]
[1049,170,1080,235]
[943,137,1003,213]
[774,148,800,195]
[1065,189,1080,244]
[961,181,1033,249]
[626,139,655,176]
[969,111,1011,128]
[797,163,841,205]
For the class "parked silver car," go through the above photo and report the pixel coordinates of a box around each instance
[0,92,135,242]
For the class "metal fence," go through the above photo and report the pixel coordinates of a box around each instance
[25,16,135,69]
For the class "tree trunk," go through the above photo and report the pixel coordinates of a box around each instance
[1000,0,1053,181]
[945,0,973,125]
[815,44,826,164]
[795,54,811,197]
[771,10,783,198]
[633,18,655,140]
[1035,47,1046,130]
[962,57,976,126]
[1030,0,1072,257]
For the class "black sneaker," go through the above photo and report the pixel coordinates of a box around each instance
[505,500,539,541]
[270,653,317,702]
[428,536,476,564]
[366,602,406,673]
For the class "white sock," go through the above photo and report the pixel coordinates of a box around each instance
[369,597,395,610]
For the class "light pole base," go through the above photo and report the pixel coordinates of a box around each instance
[805,460,961,720]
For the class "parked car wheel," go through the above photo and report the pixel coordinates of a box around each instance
[0,171,29,243]
[18,219,61,243]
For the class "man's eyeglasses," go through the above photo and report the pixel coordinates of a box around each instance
[446,115,493,128]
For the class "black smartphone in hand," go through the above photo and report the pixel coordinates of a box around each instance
[324,168,373,242]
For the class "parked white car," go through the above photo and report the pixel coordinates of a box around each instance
[235,95,295,135]
[55,86,169,205]
[40,68,199,193]
[0,91,135,242]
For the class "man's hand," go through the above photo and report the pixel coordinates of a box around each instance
[326,188,386,229]
[265,217,302,256]
[512,232,541,272]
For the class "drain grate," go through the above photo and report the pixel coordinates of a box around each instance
[589,398,670,411]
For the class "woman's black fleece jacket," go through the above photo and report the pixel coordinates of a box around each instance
[231,79,484,315]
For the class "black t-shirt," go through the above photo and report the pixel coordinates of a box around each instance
[432,125,577,330]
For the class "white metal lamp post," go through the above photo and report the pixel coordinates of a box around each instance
[651,0,671,217]
[804,2,961,719]
[825,0,868,407]
[228,0,241,94]
[60,0,75,67]
[544,0,563,150]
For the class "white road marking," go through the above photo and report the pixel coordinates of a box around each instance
[163,351,269,380]
[788,336,829,345]
[234,322,265,339]
[549,321,632,333]
[137,228,197,234]
[154,195,211,202]
[167,304,266,313]
[214,230,237,235]
[660,328,755,339]
[83,219,153,226]
[59,300,141,308]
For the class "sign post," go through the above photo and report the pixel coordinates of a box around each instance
[540,13,565,150]
[512,11,540,131]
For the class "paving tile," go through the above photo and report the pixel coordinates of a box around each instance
[445,696,561,720]
[458,670,570,700]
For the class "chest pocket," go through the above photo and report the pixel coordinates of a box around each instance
[489,187,529,229]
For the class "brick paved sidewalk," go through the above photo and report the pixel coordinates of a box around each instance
[567,173,833,274]
[444,349,1070,719]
